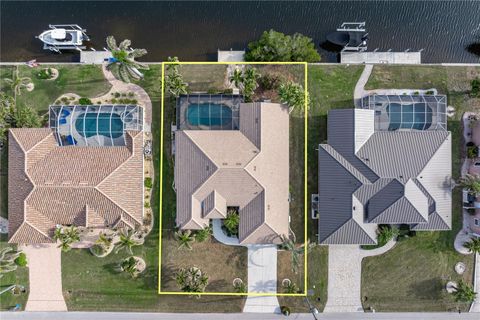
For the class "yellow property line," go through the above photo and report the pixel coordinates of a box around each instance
[159,61,309,297]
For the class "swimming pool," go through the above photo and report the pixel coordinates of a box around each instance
[186,103,232,127]
[75,112,124,138]
[387,103,432,130]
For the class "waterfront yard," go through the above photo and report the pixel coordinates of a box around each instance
[361,65,480,312]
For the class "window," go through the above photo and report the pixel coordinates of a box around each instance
[475,218,480,227]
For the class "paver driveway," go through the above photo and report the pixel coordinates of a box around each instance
[20,243,67,311]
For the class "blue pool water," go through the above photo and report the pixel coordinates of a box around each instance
[187,103,232,127]
[75,113,124,138]
[387,103,432,130]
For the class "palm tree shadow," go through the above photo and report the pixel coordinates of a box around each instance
[466,43,480,57]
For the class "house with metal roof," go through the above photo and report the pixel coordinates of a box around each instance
[315,95,451,245]
[174,99,290,245]
[7,105,144,244]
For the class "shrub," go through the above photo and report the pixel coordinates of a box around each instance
[245,29,320,62]
[425,90,434,95]
[413,91,420,95]
[223,88,233,94]
[78,97,92,105]
[128,92,134,97]
[114,92,121,98]
[195,226,212,242]
[144,201,150,208]
[471,78,480,98]
[61,96,69,103]
[207,88,218,94]
[130,99,138,104]
[111,98,117,104]
[90,244,106,257]
[223,209,240,236]
[467,146,478,159]
[144,177,152,189]
[467,141,475,147]
[467,208,476,215]
[280,306,291,316]
[377,224,399,246]
[36,68,52,79]
[14,252,27,267]
[259,74,282,90]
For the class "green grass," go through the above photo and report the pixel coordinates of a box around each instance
[0,235,29,311]
[361,65,480,312]
[0,65,111,116]
[179,64,227,92]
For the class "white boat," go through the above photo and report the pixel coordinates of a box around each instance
[36,24,89,53]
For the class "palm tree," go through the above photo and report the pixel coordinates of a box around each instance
[166,56,180,72]
[233,278,247,293]
[106,36,149,83]
[280,235,306,274]
[4,67,31,100]
[283,281,299,294]
[118,256,139,278]
[229,68,244,89]
[175,266,209,294]
[114,228,140,255]
[223,210,240,236]
[165,72,188,97]
[452,280,477,303]
[242,67,260,102]
[459,174,480,196]
[53,226,80,252]
[464,237,480,254]
[195,226,212,243]
[96,232,113,249]
[278,81,309,113]
[174,230,195,250]
[0,247,21,279]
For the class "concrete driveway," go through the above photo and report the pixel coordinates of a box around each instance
[20,243,67,311]
[243,245,280,313]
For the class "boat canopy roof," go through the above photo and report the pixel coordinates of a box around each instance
[51,29,67,40]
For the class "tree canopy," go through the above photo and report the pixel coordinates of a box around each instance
[245,29,321,62]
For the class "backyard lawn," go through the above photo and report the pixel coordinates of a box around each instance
[361,65,480,312]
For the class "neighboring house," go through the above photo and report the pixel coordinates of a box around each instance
[8,105,144,244]
[174,95,289,244]
[466,116,480,237]
[315,94,451,245]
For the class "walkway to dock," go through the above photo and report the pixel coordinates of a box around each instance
[341,51,421,64]
[80,51,111,64]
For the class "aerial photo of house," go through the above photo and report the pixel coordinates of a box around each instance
[316,94,451,244]
[8,104,144,243]
[174,94,290,244]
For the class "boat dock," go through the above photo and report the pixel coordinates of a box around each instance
[80,50,111,64]
[217,49,245,62]
[341,51,422,64]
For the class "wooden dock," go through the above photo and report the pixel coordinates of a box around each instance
[341,51,421,64]
[80,51,111,64]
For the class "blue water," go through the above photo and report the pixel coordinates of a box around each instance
[187,103,232,127]
[75,112,123,138]
[387,103,432,130]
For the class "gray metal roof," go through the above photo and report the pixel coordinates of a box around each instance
[318,108,451,244]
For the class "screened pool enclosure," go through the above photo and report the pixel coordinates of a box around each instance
[49,105,143,146]
[361,94,447,131]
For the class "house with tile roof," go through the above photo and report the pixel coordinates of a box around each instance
[7,105,144,244]
[315,96,451,245]
[174,101,290,245]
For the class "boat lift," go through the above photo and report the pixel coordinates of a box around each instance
[36,24,90,53]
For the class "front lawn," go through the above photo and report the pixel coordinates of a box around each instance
[361,65,480,312]
[0,235,29,311]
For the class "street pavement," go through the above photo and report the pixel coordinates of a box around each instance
[1,312,477,320]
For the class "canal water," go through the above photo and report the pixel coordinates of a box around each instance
[1,1,479,63]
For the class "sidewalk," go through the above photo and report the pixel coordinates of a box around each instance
[20,243,67,311]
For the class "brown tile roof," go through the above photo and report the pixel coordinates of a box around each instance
[175,103,289,245]
[7,129,143,244]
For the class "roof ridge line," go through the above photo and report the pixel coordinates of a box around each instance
[320,144,368,184]
[94,187,142,225]
[26,130,55,154]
